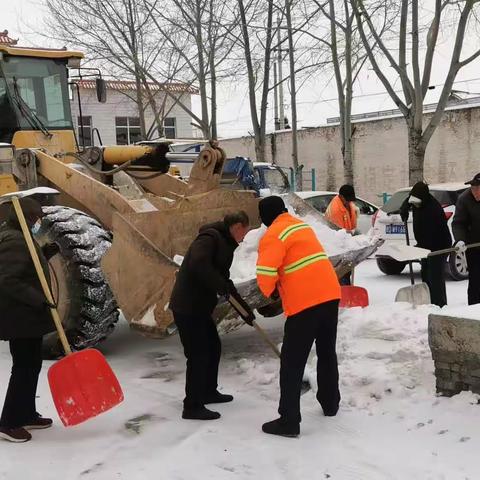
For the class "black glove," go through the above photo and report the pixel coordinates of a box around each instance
[228,292,255,326]
[399,202,410,223]
[42,243,60,260]
[44,299,57,310]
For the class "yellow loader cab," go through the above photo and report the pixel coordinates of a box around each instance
[0,44,84,191]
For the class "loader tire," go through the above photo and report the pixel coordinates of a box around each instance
[40,206,119,358]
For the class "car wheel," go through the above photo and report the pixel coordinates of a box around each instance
[376,257,407,275]
[447,251,468,281]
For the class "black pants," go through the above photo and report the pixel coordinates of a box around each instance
[421,255,447,307]
[0,338,43,429]
[467,249,480,305]
[278,300,340,424]
[173,311,221,409]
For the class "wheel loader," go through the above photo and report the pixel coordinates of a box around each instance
[0,43,381,356]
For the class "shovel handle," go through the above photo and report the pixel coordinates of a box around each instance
[427,242,480,258]
[228,295,281,358]
[12,197,72,355]
[252,321,282,358]
[404,221,415,286]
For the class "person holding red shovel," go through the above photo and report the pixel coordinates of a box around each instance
[256,196,341,438]
[0,197,57,443]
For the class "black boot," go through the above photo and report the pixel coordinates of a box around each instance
[204,391,234,405]
[182,406,221,420]
[323,405,339,417]
[262,418,299,438]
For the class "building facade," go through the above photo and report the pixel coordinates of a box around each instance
[219,101,480,204]
[70,80,197,147]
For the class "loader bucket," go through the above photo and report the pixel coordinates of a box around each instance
[102,189,260,337]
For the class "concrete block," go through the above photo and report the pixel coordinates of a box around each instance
[429,309,480,397]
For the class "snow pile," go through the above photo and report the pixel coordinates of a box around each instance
[238,302,446,414]
[231,212,376,282]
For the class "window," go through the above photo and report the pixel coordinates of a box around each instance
[115,116,142,145]
[306,195,334,213]
[355,199,376,215]
[1,56,73,130]
[77,116,92,147]
[262,167,289,193]
[163,117,176,139]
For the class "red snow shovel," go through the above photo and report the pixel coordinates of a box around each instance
[12,196,124,427]
[339,285,369,308]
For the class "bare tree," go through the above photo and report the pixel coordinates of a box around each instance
[235,0,276,163]
[285,0,303,189]
[143,0,238,139]
[350,0,480,184]
[43,0,174,139]
[299,0,394,184]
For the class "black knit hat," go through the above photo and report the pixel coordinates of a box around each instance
[339,184,356,202]
[259,196,287,227]
[409,181,430,202]
[6,197,44,228]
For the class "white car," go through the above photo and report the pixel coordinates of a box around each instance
[295,190,378,234]
[371,183,468,280]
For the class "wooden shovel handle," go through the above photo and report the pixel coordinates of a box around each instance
[228,295,281,358]
[252,321,282,358]
[12,197,72,355]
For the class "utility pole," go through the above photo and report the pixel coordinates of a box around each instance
[273,62,280,131]
[277,14,285,130]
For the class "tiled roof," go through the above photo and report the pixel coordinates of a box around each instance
[75,79,198,95]
[0,30,18,46]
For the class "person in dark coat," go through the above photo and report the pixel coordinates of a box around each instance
[452,172,480,305]
[400,182,452,307]
[170,211,253,421]
[0,197,57,443]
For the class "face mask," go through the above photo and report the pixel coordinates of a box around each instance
[408,195,422,206]
[30,220,42,236]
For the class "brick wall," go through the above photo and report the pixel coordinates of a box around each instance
[219,106,480,203]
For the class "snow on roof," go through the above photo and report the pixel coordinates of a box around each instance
[75,79,199,95]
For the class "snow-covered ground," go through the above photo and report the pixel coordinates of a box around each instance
[1,259,480,479]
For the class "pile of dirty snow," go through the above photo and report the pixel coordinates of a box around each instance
[173,207,377,283]
[231,213,375,282]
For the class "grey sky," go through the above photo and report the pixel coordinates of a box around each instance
[3,0,480,139]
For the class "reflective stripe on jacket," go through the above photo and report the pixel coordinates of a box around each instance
[325,195,357,231]
[256,213,341,317]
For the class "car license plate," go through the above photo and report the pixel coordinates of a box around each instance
[386,224,406,235]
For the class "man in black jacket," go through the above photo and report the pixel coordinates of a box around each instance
[452,172,480,305]
[170,211,253,420]
[0,197,57,443]
[401,182,452,307]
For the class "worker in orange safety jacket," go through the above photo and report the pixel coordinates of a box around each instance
[325,184,358,232]
[325,184,358,285]
[256,196,341,438]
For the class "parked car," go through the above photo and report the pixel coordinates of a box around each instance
[371,183,468,280]
[295,191,378,234]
